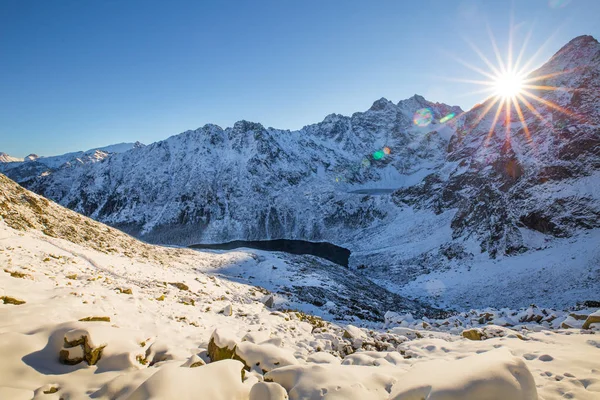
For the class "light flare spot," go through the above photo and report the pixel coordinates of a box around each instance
[413,108,433,127]
[440,113,456,123]
[372,150,385,160]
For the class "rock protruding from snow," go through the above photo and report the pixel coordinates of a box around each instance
[208,329,298,374]
[60,328,106,366]
[583,310,600,329]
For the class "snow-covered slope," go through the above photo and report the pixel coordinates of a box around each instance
[0,152,24,163]
[1,167,599,400]
[27,96,459,245]
[18,35,600,311]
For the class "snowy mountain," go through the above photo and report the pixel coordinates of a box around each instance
[16,35,600,311]
[0,141,144,185]
[0,152,23,163]
[1,163,599,400]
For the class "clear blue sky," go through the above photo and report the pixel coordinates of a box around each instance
[1,0,599,157]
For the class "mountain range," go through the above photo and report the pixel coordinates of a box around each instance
[2,35,599,310]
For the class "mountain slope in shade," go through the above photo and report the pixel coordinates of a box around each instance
[17,35,600,310]
[0,173,437,320]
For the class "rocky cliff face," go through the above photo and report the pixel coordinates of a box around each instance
[26,96,461,247]
[393,35,599,257]
[12,36,600,308]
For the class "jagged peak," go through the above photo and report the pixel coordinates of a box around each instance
[201,123,223,132]
[232,120,265,133]
[397,94,429,108]
[564,35,598,47]
[532,34,600,78]
[368,97,394,111]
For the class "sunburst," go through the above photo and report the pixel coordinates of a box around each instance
[443,24,583,147]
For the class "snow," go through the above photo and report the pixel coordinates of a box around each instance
[397,229,600,309]
[126,360,249,400]
[388,349,537,400]
[0,194,599,399]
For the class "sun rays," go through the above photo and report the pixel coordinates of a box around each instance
[446,24,582,147]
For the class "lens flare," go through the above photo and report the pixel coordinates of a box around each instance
[548,0,572,8]
[372,150,385,160]
[440,113,456,123]
[443,23,580,148]
[493,72,524,99]
[413,108,433,127]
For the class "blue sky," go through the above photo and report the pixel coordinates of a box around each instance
[1,0,599,157]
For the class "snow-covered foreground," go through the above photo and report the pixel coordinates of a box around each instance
[0,174,599,399]
[1,220,600,399]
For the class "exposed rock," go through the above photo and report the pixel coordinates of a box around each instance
[582,311,600,329]
[1,296,26,305]
[169,282,189,291]
[462,328,483,341]
[208,329,237,363]
[181,354,206,368]
[78,316,111,322]
[221,304,233,316]
[262,294,275,308]
[60,329,106,366]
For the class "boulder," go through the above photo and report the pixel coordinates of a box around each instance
[249,382,289,400]
[59,329,106,366]
[389,349,537,400]
[582,311,600,329]
[126,360,248,400]
[461,328,483,341]
[208,329,298,373]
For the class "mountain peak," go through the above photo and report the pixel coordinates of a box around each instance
[565,34,598,46]
[232,120,265,133]
[0,152,23,163]
[533,34,600,77]
[369,97,394,111]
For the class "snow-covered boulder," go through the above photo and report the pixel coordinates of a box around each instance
[265,364,406,400]
[126,360,248,400]
[306,352,340,364]
[249,381,289,400]
[208,329,298,373]
[235,342,298,373]
[389,349,537,400]
[208,329,238,362]
[58,325,152,370]
[582,310,600,329]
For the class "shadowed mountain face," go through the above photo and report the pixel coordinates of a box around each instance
[10,36,600,309]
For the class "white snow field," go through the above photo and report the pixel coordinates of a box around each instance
[1,175,599,399]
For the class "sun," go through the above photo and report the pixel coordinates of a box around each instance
[437,24,579,146]
[493,72,524,99]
